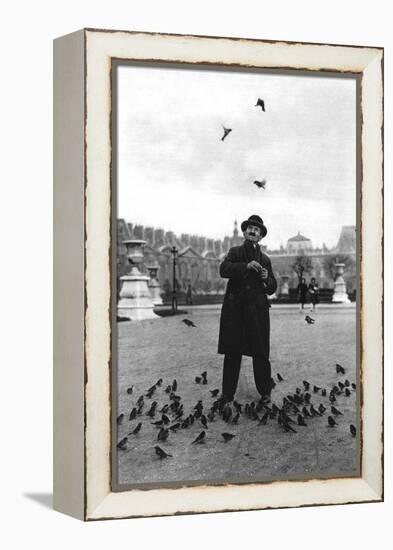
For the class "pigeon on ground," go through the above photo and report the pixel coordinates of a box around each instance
[310,405,321,417]
[221,433,236,442]
[145,386,156,399]
[195,376,202,384]
[191,431,206,444]
[253,179,266,189]
[117,414,124,425]
[182,318,196,327]
[155,378,163,387]
[172,379,178,392]
[303,380,310,391]
[126,386,134,395]
[165,385,172,394]
[157,427,169,442]
[344,379,351,387]
[321,389,327,397]
[313,385,321,393]
[345,388,351,397]
[232,412,240,425]
[117,437,128,450]
[297,414,307,426]
[155,446,172,459]
[351,383,357,390]
[331,406,343,416]
[350,424,357,437]
[210,389,220,397]
[137,395,144,406]
[200,415,208,429]
[221,126,232,141]
[201,371,208,385]
[129,422,142,435]
[255,98,266,111]
[328,416,338,427]
[302,406,311,418]
[259,412,269,425]
[129,408,137,421]
[159,404,169,414]
[169,423,181,432]
[336,363,345,374]
[305,315,315,324]
[318,404,326,414]
[277,373,284,382]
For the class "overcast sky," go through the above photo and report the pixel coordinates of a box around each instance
[117,64,356,250]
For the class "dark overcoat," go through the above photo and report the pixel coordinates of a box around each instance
[218,240,277,358]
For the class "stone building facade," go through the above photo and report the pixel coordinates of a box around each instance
[117,220,357,303]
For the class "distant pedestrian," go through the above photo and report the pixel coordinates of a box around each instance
[297,277,308,311]
[186,281,193,305]
[308,277,319,312]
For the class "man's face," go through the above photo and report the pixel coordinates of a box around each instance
[243,224,263,243]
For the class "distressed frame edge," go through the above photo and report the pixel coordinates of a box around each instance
[53,29,86,520]
[82,30,383,521]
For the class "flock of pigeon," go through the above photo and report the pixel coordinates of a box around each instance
[221,97,267,191]
[117,360,357,461]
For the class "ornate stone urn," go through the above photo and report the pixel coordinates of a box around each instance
[117,240,159,320]
[146,265,163,306]
[332,262,350,303]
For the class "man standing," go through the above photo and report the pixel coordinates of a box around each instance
[218,215,277,402]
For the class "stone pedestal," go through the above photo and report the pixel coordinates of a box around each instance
[146,265,163,306]
[117,240,159,320]
[332,262,351,304]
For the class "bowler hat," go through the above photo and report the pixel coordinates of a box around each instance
[240,215,267,238]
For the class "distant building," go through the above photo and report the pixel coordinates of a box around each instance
[286,232,313,254]
[117,220,357,303]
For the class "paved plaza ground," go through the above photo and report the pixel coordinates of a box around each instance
[115,304,359,488]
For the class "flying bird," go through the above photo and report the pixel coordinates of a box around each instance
[255,98,266,111]
[305,315,315,324]
[253,179,266,190]
[155,446,172,459]
[221,432,236,442]
[182,318,196,327]
[191,431,206,444]
[221,126,232,141]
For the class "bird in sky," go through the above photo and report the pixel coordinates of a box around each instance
[155,446,172,459]
[255,98,266,111]
[182,318,196,328]
[191,431,206,444]
[221,126,232,141]
[253,179,266,189]
[221,432,236,442]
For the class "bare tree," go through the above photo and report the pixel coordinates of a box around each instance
[291,253,313,282]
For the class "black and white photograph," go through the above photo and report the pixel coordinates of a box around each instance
[113,62,359,488]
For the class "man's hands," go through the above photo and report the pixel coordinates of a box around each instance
[246,261,268,280]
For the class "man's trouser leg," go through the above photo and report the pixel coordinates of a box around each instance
[252,355,272,397]
[222,353,242,400]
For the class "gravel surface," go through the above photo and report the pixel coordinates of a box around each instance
[115,306,358,487]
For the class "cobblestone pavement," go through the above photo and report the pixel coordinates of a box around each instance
[115,306,358,487]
